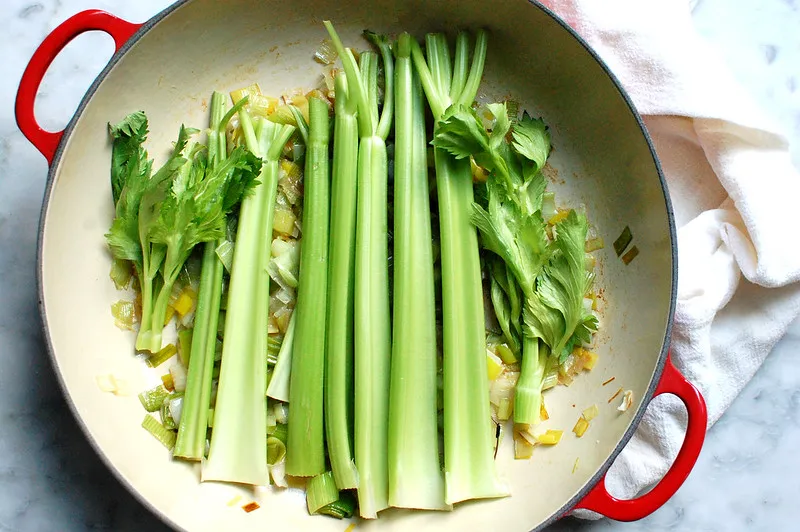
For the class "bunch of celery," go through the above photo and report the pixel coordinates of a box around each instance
[324,23,394,518]
[108,21,605,522]
[387,32,447,511]
[432,102,597,426]
[173,92,253,460]
[105,111,261,358]
[412,31,509,505]
[204,103,295,485]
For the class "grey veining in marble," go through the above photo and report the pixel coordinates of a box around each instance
[1,1,799,531]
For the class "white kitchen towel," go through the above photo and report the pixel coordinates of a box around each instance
[539,0,800,516]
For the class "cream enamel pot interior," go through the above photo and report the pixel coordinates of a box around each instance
[16,1,708,530]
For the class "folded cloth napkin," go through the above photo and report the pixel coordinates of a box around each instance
[539,0,800,516]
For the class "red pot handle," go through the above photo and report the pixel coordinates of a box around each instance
[573,353,707,521]
[15,10,142,165]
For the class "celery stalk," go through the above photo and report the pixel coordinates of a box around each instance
[514,338,548,425]
[203,109,295,485]
[324,72,359,490]
[388,33,447,511]
[286,97,331,477]
[412,31,509,505]
[174,91,228,461]
[324,22,394,518]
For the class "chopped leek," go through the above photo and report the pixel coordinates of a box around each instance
[142,414,177,450]
[270,422,288,444]
[146,343,177,368]
[318,492,357,519]
[160,398,178,430]
[622,245,640,265]
[573,416,590,437]
[177,328,192,366]
[535,429,563,445]
[111,299,137,330]
[267,312,295,402]
[613,225,633,256]
[267,436,287,465]
[495,343,517,365]
[585,236,604,253]
[307,471,340,514]
[139,384,169,413]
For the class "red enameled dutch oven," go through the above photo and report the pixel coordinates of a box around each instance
[16,1,707,530]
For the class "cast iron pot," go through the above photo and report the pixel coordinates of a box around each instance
[16,1,707,530]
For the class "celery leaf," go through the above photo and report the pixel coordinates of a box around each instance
[523,210,597,361]
[511,112,551,172]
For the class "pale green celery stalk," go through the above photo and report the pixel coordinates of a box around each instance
[174,91,228,460]
[266,311,295,402]
[203,108,295,485]
[514,338,548,425]
[324,22,393,518]
[143,98,248,353]
[134,243,166,352]
[388,33,447,511]
[286,97,330,478]
[324,71,359,491]
[148,264,183,352]
[411,31,508,505]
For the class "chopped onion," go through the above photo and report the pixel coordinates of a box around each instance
[497,398,512,421]
[95,374,116,393]
[486,349,504,381]
[585,236,605,252]
[268,238,301,291]
[535,429,563,445]
[275,287,294,305]
[321,66,338,92]
[514,433,535,460]
[111,300,137,330]
[516,427,537,446]
[583,404,599,421]
[573,416,589,437]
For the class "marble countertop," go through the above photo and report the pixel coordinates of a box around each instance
[1,0,798,530]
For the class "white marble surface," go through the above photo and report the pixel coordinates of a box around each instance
[1,0,798,530]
